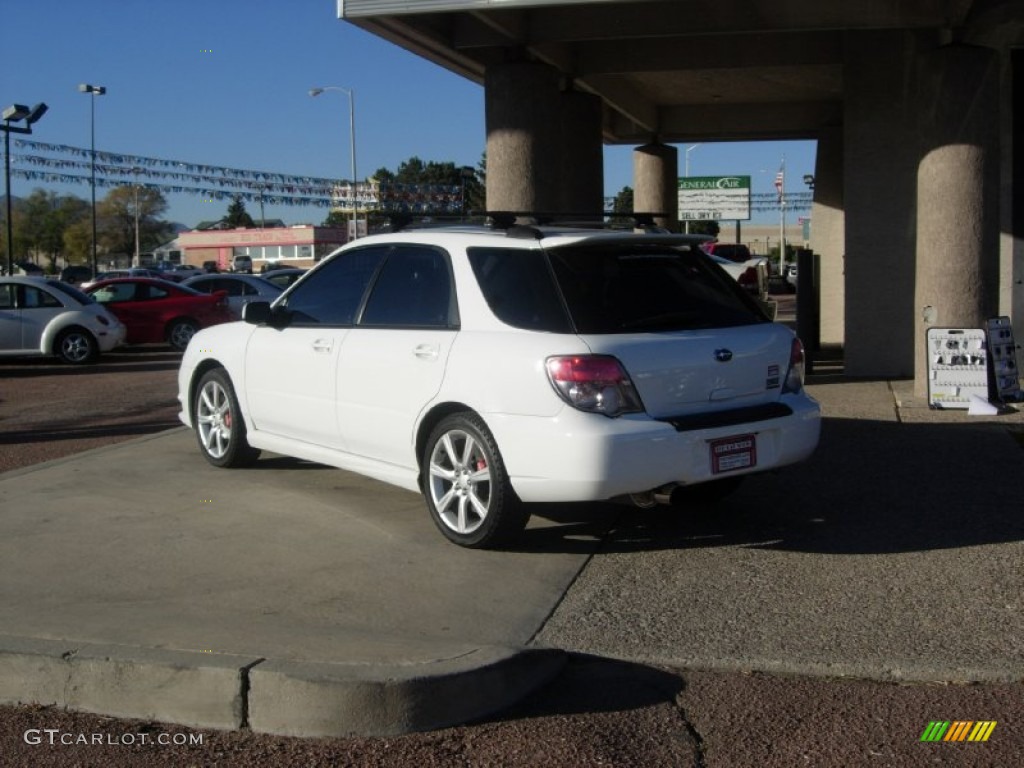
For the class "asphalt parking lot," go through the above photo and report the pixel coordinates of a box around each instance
[2,333,1023,766]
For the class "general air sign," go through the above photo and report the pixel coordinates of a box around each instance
[678,175,751,221]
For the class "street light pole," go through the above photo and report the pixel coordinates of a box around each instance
[78,84,106,276]
[309,86,358,239]
[2,102,47,276]
[684,144,701,234]
[132,167,141,266]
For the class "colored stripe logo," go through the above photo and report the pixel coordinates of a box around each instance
[920,721,997,742]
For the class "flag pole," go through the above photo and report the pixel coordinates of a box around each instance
[776,157,787,276]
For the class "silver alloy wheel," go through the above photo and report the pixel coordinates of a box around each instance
[428,428,493,535]
[196,378,233,459]
[169,321,196,350]
[60,331,92,363]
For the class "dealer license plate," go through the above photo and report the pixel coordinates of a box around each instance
[710,434,757,474]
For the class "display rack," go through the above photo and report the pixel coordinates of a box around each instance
[927,327,989,409]
[986,316,1021,403]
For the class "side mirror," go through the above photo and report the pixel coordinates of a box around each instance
[242,301,271,325]
[243,301,291,328]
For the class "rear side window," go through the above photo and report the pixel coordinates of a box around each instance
[549,245,766,334]
[360,246,455,328]
[46,280,93,305]
[467,247,571,333]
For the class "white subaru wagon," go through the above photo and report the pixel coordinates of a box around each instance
[178,224,820,548]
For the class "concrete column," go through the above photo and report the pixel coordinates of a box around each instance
[913,44,1000,396]
[842,31,923,378]
[558,90,604,215]
[809,126,845,346]
[485,61,562,213]
[633,143,679,231]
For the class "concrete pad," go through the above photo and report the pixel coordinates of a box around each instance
[537,378,1024,683]
[0,429,607,735]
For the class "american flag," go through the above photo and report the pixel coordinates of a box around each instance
[774,161,785,200]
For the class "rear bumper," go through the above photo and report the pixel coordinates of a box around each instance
[488,393,820,502]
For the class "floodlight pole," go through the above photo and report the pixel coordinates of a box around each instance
[2,102,47,276]
[79,84,106,276]
[310,86,358,239]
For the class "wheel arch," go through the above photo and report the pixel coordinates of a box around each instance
[50,324,97,356]
[164,315,200,338]
[186,359,229,426]
[415,401,477,488]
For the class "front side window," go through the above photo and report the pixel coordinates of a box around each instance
[360,246,455,328]
[282,246,388,326]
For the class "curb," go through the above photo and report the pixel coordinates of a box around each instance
[0,635,565,737]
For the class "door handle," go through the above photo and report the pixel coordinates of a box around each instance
[413,344,438,360]
[312,339,333,353]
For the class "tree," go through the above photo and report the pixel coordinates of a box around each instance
[688,220,721,237]
[320,209,350,228]
[97,186,174,259]
[16,189,91,272]
[222,196,255,229]
[608,186,634,226]
[379,156,484,216]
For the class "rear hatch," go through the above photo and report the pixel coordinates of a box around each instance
[546,239,789,418]
[581,323,793,418]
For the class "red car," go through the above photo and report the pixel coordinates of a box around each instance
[85,278,233,350]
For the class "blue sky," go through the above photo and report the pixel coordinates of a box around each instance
[4,0,815,228]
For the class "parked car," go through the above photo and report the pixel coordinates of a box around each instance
[177,223,820,548]
[784,264,798,291]
[0,276,125,363]
[202,261,220,273]
[261,267,306,290]
[182,274,283,318]
[706,253,776,319]
[59,265,94,286]
[231,255,253,274]
[701,242,752,264]
[169,265,205,279]
[82,268,163,289]
[85,278,233,350]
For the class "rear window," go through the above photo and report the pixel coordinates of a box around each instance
[548,245,766,334]
[468,243,766,334]
[46,280,95,305]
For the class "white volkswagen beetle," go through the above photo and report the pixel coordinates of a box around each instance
[0,276,126,364]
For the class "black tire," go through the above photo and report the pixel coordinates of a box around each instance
[673,476,745,506]
[193,368,260,468]
[55,327,98,364]
[422,413,528,548]
[167,319,198,351]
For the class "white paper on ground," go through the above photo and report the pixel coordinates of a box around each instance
[968,394,999,416]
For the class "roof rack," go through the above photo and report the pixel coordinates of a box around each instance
[479,210,672,233]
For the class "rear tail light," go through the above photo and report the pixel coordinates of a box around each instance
[545,355,644,417]
[737,266,759,292]
[782,337,805,393]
